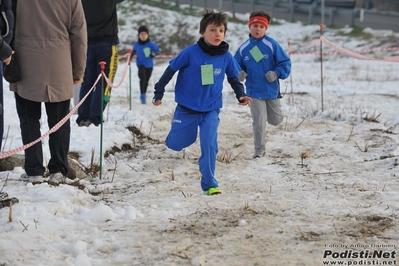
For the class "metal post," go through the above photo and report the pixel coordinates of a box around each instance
[231,0,236,18]
[319,24,324,112]
[287,41,294,106]
[329,8,335,25]
[271,0,275,16]
[127,48,132,111]
[289,0,295,22]
[99,61,107,180]
[308,5,314,24]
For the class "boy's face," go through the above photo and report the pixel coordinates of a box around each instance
[201,23,225,46]
[139,32,149,41]
[249,23,267,38]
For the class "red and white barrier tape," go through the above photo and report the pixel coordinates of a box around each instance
[288,37,399,62]
[0,54,134,159]
[119,52,177,60]
[320,36,399,62]
[0,74,104,159]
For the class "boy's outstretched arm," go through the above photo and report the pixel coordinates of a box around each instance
[153,65,176,106]
[227,77,252,107]
[128,50,136,65]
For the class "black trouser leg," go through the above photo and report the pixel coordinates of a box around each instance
[15,93,45,176]
[45,100,70,176]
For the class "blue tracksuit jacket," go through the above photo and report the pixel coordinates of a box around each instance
[155,43,245,112]
[234,35,291,99]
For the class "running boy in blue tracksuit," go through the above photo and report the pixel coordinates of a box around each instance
[153,9,252,195]
[130,25,160,104]
[234,10,291,158]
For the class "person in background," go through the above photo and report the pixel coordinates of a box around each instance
[153,9,252,196]
[0,0,14,152]
[130,25,160,104]
[234,10,291,159]
[10,0,87,185]
[76,0,124,127]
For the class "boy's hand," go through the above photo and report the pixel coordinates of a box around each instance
[265,71,278,82]
[238,96,252,107]
[152,99,162,106]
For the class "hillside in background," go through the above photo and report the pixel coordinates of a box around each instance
[117,0,399,56]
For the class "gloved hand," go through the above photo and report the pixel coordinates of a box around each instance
[265,71,278,82]
[238,70,247,82]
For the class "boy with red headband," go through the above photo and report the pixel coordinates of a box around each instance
[153,9,252,195]
[234,10,291,158]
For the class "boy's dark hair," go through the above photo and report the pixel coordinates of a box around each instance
[250,10,272,23]
[199,8,228,34]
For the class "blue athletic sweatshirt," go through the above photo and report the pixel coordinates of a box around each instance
[132,40,160,68]
[234,35,291,99]
[154,38,246,112]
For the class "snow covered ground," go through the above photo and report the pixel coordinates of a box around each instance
[0,2,398,266]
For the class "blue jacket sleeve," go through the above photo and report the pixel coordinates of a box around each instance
[227,77,247,101]
[129,49,136,64]
[154,65,176,101]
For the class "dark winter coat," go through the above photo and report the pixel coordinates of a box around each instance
[82,0,124,44]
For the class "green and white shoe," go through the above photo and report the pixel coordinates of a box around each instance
[204,187,222,195]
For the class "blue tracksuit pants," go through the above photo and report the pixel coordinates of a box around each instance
[166,105,220,191]
[77,41,118,126]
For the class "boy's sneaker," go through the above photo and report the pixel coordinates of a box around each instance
[48,172,65,186]
[253,150,265,158]
[20,173,44,184]
[204,187,222,195]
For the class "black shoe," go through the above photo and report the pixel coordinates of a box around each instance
[78,120,92,127]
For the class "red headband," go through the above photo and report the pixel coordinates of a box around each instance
[248,16,269,28]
